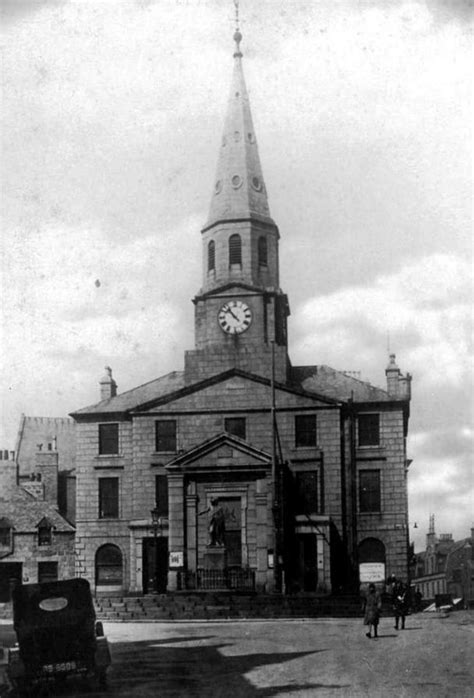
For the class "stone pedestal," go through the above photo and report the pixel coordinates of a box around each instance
[203,546,227,570]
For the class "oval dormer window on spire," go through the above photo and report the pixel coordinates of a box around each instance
[208,240,215,272]
[229,234,242,266]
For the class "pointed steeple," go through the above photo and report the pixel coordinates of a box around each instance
[204,27,275,231]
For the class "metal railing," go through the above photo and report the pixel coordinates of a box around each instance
[178,567,255,591]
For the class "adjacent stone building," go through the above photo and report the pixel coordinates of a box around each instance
[0,451,75,602]
[14,415,76,524]
[71,28,412,597]
[411,516,474,605]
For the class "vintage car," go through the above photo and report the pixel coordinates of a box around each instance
[6,577,111,694]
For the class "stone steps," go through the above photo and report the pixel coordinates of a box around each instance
[91,593,386,621]
[0,593,393,622]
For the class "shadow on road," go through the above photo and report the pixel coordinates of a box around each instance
[106,638,334,696]
[1,634,346,697]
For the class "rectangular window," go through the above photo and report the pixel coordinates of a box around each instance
[38,526,52,546]
[359,469,381,513]
[224,417,246,440]
[38,561,58,584]
[155,420,177,452]
[358,414,380,446]
[155,475,169,517]
[99,478,119,519]
[99,423,119,455]
[295,415,317,448]
[294,471,319,514]
[0,528,11,547]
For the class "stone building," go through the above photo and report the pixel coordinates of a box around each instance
[0,451,75,602]
[410,516,474,605]
[14,415,76,524]
[71,28,412,597]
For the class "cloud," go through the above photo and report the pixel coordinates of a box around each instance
[0,217,201,445]
[292,253,472,389]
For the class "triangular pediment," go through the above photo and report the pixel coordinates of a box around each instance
[166,432,271,473]
[132,368,339,414]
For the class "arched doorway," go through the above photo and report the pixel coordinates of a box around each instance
[358,538,386,585]
[95,544,123,593]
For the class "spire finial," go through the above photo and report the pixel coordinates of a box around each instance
[234,0,240,31]
[233,0,242,58]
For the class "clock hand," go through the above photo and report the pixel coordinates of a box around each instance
[228,308,239,321]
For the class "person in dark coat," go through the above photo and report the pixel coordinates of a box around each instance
[393,580,409,629]
[363,583,382,639]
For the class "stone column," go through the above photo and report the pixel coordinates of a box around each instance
[167,472,184,591]
[255,489,269,591]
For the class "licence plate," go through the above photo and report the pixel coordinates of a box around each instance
[42,660,77,674]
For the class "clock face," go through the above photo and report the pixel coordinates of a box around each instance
[218,300,252,335]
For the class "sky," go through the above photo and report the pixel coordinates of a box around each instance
[1,0,472,551]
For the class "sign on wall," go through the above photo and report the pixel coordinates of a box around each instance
[169,551,184,568]
[359,562,385,583]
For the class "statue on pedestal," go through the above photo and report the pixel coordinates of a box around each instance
[199,497,225,547]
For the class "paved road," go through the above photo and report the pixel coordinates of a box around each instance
[1,611,473,697]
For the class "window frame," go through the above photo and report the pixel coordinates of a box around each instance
[208,240,215,271]
[294,470,319,514]
[154,474,169,517]
[95,544,123,586]
[358,469,381,513]
[358,413,380,447]
[98,422,119,455]
[258,236,268,266]
[155,420,177,453]
[224,417,246,440]
[98,477,120,519]
[295,414,317,449]
[38,561,58,584]
[228,234,242,266]
[0,520,13,549]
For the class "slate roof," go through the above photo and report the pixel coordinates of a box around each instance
[0,489,75,533]
[15,415,76,475]
[291,365,391,402]
[71,363,394,418]
[71,371,185,416]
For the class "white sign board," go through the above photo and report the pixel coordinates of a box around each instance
[169,551,184,568]
[359,562,385,583]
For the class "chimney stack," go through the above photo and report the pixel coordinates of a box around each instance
[100,366,117,401]
[35,443,58,505]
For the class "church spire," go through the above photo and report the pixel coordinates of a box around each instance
[204,18,275,231]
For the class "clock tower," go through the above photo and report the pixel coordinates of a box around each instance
[185,28,290,384]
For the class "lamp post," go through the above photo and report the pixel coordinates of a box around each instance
[150,508,163,594]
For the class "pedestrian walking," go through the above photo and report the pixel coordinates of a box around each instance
[363,583,382,639]
[393,580,409,630]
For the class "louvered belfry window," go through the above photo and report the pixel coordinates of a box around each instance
[258,236,267,266]
[229,234,242,265]
[208,240,215,271]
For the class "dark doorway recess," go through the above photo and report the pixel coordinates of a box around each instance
[143,537,168,594]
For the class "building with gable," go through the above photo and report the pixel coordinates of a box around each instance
[71,27,412,597]
[0,451,75,603]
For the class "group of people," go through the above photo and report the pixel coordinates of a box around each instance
[362,576,410,639]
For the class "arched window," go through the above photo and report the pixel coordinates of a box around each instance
[95,544,123,586]
[229,234,242,266]
[358,537,386,563]
[208,240,215,271]
[258,236,267,266]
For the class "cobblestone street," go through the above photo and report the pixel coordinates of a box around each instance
[1,611,473,697]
